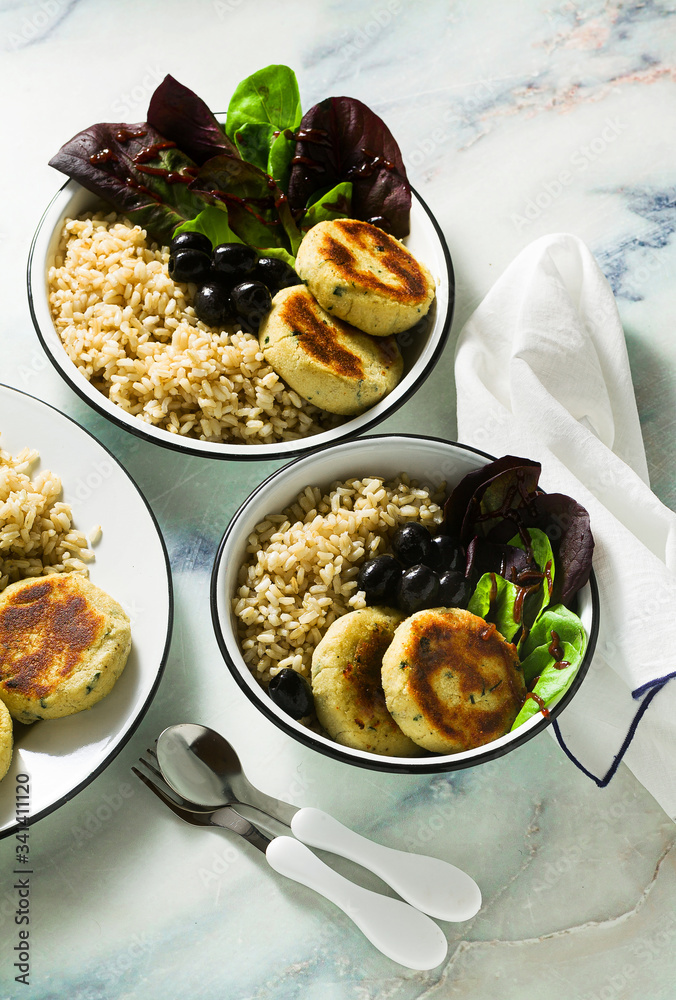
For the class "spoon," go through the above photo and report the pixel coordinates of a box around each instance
[133,760,447,970]
[156,723,481,923]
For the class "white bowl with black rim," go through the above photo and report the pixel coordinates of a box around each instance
[27,180,453,461]
[210,434,599,773]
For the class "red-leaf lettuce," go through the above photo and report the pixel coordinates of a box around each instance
[287,96,411,238]
[147,74,238,165]
[444,456,593,607]
[48,121,212,245]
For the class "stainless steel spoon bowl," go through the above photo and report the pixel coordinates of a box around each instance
[156,722,297,824]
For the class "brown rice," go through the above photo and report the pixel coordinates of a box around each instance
[233,474,446,685]
[0,441,94,592]
[47,213,341,444]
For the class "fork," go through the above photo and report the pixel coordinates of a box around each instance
[132,753,448,971]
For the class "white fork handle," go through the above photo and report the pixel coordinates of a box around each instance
[290,807,481,922]
[265,836,447,970]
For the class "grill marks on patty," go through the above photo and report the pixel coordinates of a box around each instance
[0,577,105,698]
[259,285,403,416]
[381,607,527,753]
[0,573,131,724]
[279,292,365,379]
[295,218,436,337]
[321,219,431,303]
[405,616,523,746]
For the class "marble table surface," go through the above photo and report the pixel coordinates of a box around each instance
[1,1,675,997]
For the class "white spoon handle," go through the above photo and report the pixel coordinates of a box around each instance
[265,836,447,970]
[290,807,481,922]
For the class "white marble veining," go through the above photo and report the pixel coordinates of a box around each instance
[0,1,675,997]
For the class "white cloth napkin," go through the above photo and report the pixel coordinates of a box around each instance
[454,233,676,820]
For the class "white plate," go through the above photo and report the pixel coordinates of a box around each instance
[28,179,453,461]
[0,384,172,838]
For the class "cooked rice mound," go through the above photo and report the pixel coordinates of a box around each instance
[48,213,341,444]
[233,475,445,685]
[0,442,94,592]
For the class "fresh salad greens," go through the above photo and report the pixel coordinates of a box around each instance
[445,456,594,728]
[49,65,411,256]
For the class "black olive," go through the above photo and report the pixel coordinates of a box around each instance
[437,570,470,609]
[231,281,272,333]
[426,534,465,573]
[193,280,234,327]
[253,257,300,295]
[168,248,212,284]
[357,554,402,605]
[170,231,213,256]
[391,522,432,568]
[268,668,314,719]
[212,243,258,278]
[397,564,440,616]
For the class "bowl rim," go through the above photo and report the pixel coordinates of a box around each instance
[27,180,455,462]
[210,433,600,773]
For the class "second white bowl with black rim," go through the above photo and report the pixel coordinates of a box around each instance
[210,434,599,773]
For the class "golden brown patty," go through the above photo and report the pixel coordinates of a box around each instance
[381,607,526,753]
[259,285,403,415]
[311,607,423,756]
[0,699,12,781]
[0,573,131,724]
[295,219,436,336]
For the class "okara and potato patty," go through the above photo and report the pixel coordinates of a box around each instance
[0,699,12,781]
[295,219,436,336]
[0,573,131,724]
[259,285,403,415]
[381,607,526,754]
[311,606,423,756]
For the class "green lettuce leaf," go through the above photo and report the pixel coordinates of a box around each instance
[511,604,587,728]
[301,181,353,230]
[467,573,521,643]
[173,208,297,267]
[267,130,296,190]
[233,122,276,173]
[225,64,302,140]
[172,204,243,246]
[225,65,302,192]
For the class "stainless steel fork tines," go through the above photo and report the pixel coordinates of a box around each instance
[132,754,271,852]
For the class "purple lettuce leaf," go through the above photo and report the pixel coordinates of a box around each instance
[445,456,593,607]
[146,75,238,165]
[48,122,213,244]
[444,456,542,545]
[287,96,411,238]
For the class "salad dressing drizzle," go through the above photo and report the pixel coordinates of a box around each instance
[198,188,281,227]
[291,154,325,172]
[290,126,330,144]
[89,149,116,165]
[114,127,148,142]
[523,691,549,716]
[133,140,178,164]
[548,630,570,670]
[347,150,397,179]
